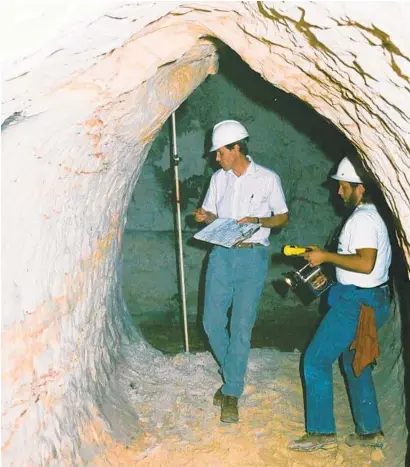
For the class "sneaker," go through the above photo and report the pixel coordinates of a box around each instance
[213,386,223,406]
[345,431,384,448]
[220,395,239,423]
[288,433,337,451]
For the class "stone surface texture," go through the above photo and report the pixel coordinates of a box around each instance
[2,2,409,466]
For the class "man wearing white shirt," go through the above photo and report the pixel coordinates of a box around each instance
[289,157,392,452]
[194,120,289,423]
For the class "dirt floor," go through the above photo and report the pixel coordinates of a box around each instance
[89,341,392,466]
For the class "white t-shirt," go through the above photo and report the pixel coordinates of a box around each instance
[336,203,391,287]
[202,156,288,246]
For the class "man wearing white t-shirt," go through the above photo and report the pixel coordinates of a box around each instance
[289,157,391,452]
[194,120,289,423]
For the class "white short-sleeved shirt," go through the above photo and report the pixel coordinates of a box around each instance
[202,156,288,246]
[336,203,391,287]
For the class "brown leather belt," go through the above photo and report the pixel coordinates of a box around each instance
[232,242,264,249]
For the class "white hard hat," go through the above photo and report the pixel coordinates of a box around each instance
[331,157,363,183]
[210,120,249,152]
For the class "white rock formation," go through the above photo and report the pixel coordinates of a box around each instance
[2,2,409,465]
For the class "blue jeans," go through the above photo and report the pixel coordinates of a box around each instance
[203,245,268,398]
[303,283,390,434]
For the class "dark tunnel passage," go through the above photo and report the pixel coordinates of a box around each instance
[120,46,410,364]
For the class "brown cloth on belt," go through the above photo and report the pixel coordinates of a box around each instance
[349,304,380,377]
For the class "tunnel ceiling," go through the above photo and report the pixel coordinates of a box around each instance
[3,1,410,263]
[2,2,410,466]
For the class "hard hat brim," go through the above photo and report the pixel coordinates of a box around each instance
[209,138,238,152]
[331,174,363,183]
[210,142,222,152]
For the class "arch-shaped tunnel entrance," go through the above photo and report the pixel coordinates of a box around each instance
[2,3,409,466]
[123,45,361,356]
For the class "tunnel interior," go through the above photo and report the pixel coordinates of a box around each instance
[3,4,410,466]
[121,45,407,358]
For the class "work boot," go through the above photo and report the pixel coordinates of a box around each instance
[220,395,239,423]
[345,431,384,448]
[288,433,337,451]
[213,386,223,406]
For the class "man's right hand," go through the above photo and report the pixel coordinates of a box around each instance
[303,245,327,267]
[193,208,216,224]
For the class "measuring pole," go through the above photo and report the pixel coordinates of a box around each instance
[171,112,190,352]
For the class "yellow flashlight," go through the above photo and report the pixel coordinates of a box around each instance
[282,244,310,256]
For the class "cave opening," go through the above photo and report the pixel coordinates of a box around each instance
[121,45,405,358]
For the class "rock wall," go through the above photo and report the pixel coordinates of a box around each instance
[2,2,409,465]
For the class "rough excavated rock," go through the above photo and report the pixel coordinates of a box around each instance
[2,2,409,466]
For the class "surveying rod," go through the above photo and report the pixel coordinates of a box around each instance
[171,112,189,352]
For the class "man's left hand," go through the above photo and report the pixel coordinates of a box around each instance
[238,216,258,224]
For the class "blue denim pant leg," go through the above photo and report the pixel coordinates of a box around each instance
[341,286,390,434]
[303,283,390,434]
[203,246,268,398]
[203,247,234,367]
[222,247,268,397]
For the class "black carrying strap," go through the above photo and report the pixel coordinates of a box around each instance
[322,213,353,282]
[325,212,352,252]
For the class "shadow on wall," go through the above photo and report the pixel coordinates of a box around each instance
[211,45,353,161]
[373,185,410,460]
[349,159,410,449]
